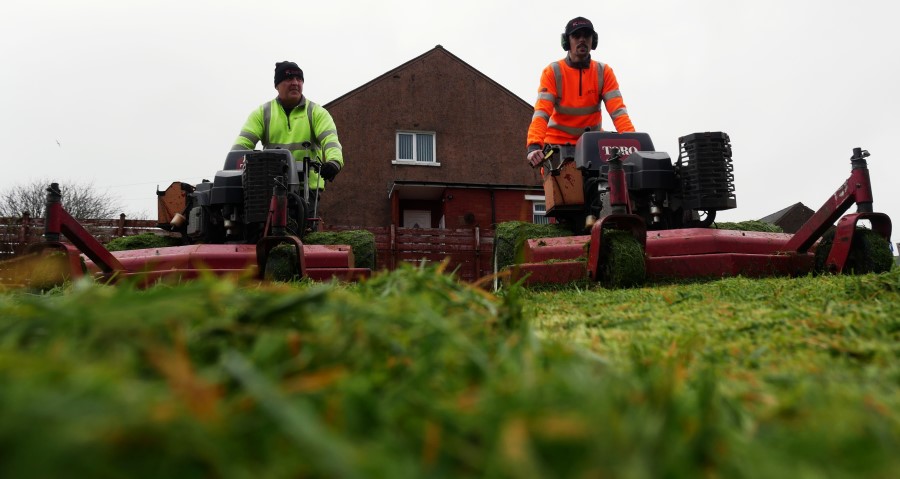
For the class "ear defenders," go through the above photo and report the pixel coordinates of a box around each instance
[560,31,598,51]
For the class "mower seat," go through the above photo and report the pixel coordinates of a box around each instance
[574,132,656,170]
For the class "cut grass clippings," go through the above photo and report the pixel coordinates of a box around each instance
[1,265,899,477]
[713,220,783,233]
[106,232,182,251]
[598,229,645,288]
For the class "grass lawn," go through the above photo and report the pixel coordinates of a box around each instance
[1,265,898,478]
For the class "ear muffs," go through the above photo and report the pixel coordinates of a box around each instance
[561,32,599,51]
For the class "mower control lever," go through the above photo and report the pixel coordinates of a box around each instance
[850,147,870,170]
[540,144,575,177]
[608,147,624,163]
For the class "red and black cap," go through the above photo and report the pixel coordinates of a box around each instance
[564,17,595,37]
[274,61,304,86]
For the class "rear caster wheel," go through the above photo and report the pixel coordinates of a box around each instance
[264,244,300,282]
[814,227,894,274]
[684,209,716,228]
[598,230,646,288]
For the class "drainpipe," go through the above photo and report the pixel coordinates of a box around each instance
[490,189,496,227]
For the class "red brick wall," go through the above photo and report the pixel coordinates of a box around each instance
[494,190,536,223]
[440,188,539,229]
[442,189,489,229]
[320,47,542,228]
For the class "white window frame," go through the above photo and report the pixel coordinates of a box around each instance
[393,131,439,166]
[526,195,549,224]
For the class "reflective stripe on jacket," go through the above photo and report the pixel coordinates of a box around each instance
[231,96,343,190]
[526,57,635,150]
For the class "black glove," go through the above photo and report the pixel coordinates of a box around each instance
[321,161,340,181]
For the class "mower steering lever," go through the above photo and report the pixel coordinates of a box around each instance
[608,147,625,163]
[541,144,573,177]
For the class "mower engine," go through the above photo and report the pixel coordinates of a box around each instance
[543,131,737,232]
[157,149,313,244]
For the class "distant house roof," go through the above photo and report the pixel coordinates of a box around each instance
[759,203,799,224]
[760,202,815,233]
[325,45,531,110]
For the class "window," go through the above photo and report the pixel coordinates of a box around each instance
[526,194,549,224]
[395,131,437,164]
[532,201,549,224]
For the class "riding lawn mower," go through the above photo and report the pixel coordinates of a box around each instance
[1,131,893,289]
[508,131,894,286]
[1,149,370,288]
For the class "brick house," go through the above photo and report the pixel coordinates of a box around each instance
[319,46,544,230]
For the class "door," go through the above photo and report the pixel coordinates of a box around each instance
[403,209,431,228]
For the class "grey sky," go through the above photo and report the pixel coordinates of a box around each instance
[3,0,898,248]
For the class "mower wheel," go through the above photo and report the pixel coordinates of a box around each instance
[814,227,894,274]
[684,209,716,228]
[598,230,646,288]
[264,243,301,282]
[27,251,71,290]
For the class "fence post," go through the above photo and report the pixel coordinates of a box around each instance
[117,213,126,237]
[13,211,32,255]
[390,224,397,270]
[474,226,481,278]
[18,211,31,244]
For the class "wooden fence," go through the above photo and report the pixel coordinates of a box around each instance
[1,215,496,281]
[0,213,163,259]
[331,226,494,281]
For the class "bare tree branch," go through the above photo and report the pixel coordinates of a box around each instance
[0,179,124,219]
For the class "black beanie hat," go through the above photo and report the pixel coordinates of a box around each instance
[274,61,304,86]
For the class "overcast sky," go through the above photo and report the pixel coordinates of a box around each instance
[3,0,898,248]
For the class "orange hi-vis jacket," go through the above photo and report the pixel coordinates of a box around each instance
[527,57,635,150]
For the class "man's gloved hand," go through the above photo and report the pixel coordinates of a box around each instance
[526,149,545,168]
[321,161,341,181]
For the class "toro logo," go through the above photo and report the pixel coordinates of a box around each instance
[597,139,642,163]
[570,20,591,29]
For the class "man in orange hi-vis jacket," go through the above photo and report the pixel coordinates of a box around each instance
[526,16,635,167]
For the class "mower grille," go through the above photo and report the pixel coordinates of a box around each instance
[677,132,737,211]
[242,152,290,224]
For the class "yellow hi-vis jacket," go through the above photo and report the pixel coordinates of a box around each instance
[527,57,635,151]
[232,96,343,190]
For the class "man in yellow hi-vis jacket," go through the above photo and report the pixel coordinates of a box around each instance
[232,61,343,190]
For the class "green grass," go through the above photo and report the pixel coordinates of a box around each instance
[527,270,900,476]
[106,232,182,251]
[1,266,899,478]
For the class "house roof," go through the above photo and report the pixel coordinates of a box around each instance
[759,202,813,223]
[324,45,532,110]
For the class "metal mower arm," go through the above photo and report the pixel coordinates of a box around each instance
[784,148,892,271]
